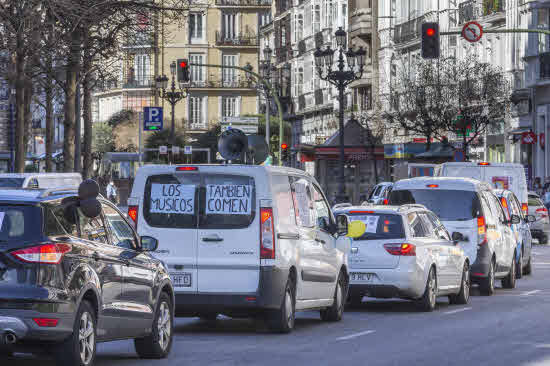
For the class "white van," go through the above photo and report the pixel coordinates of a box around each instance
[128,164,352,332]
[435,162,528,214]
[0,173,82,189]
[389,177,519,295]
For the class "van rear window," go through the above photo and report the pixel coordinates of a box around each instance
[389,189,481,221]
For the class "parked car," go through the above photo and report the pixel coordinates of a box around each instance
[494,189,533,276]
[367,182,394,205]
[334,204,470,311]
[0,173,82,189]
[528,191,550,244]
[389,177,519,295]
[435,162,529,214]
[128,165,354,333]
[0,182,174,365]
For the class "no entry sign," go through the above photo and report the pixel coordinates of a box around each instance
[462,21,483,43]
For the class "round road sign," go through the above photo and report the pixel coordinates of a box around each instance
[462,21,483,43]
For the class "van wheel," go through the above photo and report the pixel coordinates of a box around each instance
[266,278,295,333]
[417,267,437,312]
[449,263,470,305]
[502,255,517,289]
[54,301,96,366]
[479,259,495,296]
[524,256,532,275]
[135,293,173,359]
[516,251,523,279]
[321,271,346,322]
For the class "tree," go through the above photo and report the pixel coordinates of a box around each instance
[357,111,388,184]
[145,129,187,163]
[384,57,510,158]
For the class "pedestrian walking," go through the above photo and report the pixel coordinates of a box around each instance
[535,177,543,196]
[106,180,118,205]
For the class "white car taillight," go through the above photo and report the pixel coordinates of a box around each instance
[384,243,416,256]
[260,207,275,259]
[11,243,71,264]
[478,216,487,246]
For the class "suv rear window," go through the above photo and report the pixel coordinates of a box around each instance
[143,173,256,229]
[389,189,481,221]
[0,205,42,243]
[345,212,405,240]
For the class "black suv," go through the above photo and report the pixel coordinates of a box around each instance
[0,181,174,366]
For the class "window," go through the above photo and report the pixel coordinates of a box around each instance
[222,12,237,40]
[222,54,237,86]
[259,11,271,27]
[0,205,42,242]
[189,13,204,42]
[427,212,451,240]
[0,178,24,187]
[102,203,137,249]
[408,212,428,238]
[354,86,372,111]
[281,24,287,46]
[189,96,205,128]
[314,5,320,33]
[134,54,150,86]
[341,4,347,29]
[419,213,438,239]
[346,213,405,241]
[296,67,303,95]
[272,175,296,226]
[78,208,109,244]
[290,177,315,228]
[312,184,332,232]
[189,53,205,85]
[48,202,79,237]
[297,14,303,41]
[222,96,238,117]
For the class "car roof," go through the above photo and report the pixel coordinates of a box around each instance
[0,173,82,178]
[335,204,426,215]
[136,164,310,177]
[393,176,490,191]
[439,162,524,168]
[0,187,80,204]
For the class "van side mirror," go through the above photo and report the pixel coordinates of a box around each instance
[141,236,159,252]
[510,215,521,225]
[451,232,465,245]
[526,215,536,223]
[335,215,348,236]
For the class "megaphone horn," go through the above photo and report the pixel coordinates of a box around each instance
[218,128,248,161]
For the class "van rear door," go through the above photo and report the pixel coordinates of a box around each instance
[482,166,527,208]
[197,173,260,293]
[141,172,200,293]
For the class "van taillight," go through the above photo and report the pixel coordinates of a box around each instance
[11,243,71,264]
[383,199,388,205]
[128,205,138,224]
[384,243,416,256]
[260,207,275,259]
[522,203,528,215]
[477,216,487,245]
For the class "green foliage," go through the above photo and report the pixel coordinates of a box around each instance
[144,129,188,163]
[245,114,292,154]
[92,122,114,153]
[193,124,221,163]
[106,109,136,127]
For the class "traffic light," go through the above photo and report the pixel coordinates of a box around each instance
[421,22,440,59]
[177,59,190,83]
[281,143,289,165]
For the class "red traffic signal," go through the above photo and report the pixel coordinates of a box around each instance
[179,60,188,68]
[421,22,440,59]
[177,58,190,83]
[426,28,435,37]
[281,143,288,150]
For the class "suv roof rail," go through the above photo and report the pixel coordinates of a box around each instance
[398,204,427,212]
[39,186,79,198]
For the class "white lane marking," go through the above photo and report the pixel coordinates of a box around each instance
[443,307,472,315]
[521,290,541,296]
[336,330,376,341]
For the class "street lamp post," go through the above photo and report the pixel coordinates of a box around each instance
[155,61,188,146]
[314,27,366,203]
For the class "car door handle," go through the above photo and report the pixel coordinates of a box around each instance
[277,233,300,240]
[202,236,224,242]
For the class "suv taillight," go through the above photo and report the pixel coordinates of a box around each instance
[536,207,548,218]
[11,243,71,264]
[478,216,487,245]
[260,207,275,259]
[128,205,138,224]
[384,243,416,256]
[522,203,528,215]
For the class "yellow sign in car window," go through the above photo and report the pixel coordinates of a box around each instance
[347,220,366,238]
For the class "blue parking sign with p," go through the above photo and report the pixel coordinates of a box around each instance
[144,107,163,131]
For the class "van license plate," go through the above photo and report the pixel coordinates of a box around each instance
[170,273,192,287]
[351,272,374,282]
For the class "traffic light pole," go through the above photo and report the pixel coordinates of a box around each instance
[189,62,285,166]
[441,28,550,37]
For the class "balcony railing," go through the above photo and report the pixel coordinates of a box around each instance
[123,78,154,89]
[215,31,259,46]
[393,15,425,44]
[188,74,254,89]
[215,0,270,6]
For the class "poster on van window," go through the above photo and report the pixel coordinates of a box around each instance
[492,176,512,190]
[206,184,252,215]
[355,216,380,233]
[150,184,195,214]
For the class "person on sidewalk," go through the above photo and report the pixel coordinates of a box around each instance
[106,180,118,205]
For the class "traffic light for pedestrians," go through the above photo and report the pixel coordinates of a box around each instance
[421,22,440,59]
[177,59,190,83]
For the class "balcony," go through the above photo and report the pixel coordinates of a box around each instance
[458,0,476,24]
[393,15,425,45]
[458,0,505,25]
[215,32,259,47]
[123,32,154,48]
[482,0,505,23]
[215,0,271,7]
[187,74,255,89]
[123,78,154,89]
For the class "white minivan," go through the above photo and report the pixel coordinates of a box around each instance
[128,164,353,333]
[435,162,528,214]
[0,173,82,189]
[389,177,519,295]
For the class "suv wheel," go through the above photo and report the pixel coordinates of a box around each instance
[516,250,523,279]
[418,267,437,312]
[479,259,496,296]
[524,255,533,275]
[55,301,96,366]
[449,263,470,305]
[266,278,295,333]
[135,293,173,359]
[502,255,517,289]
[321,271,346,322]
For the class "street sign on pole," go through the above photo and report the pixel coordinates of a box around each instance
[462,21,483,43]
[172,146,180,155]
[221,116,259,135]
[184,146,192,155]
[144,107,164,131]
[159,146,168,154]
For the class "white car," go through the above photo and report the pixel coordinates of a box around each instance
[0,173,82,189]
[334,205,470,311]
[128,164,353,333]
[367,182,393,205]
[528,191,550,244]
[389,177,519,295]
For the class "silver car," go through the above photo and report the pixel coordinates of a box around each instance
[528,192,550,244]
[336,205,470,312]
